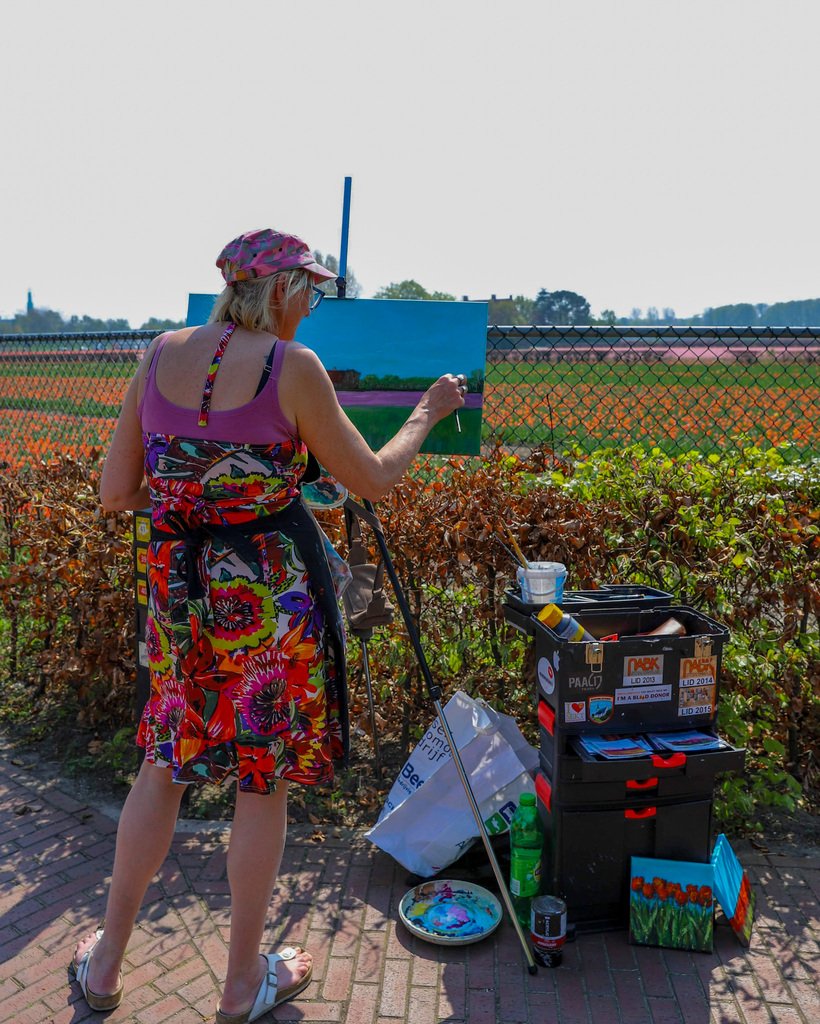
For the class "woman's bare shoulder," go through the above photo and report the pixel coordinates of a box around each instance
[282,340,326,376]
[163,325,203,345]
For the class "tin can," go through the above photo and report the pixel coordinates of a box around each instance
[531,894,567,967]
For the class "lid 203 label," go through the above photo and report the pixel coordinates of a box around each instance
[623,654,664,687]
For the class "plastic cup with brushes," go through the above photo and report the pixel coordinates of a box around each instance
[498,525,567,606]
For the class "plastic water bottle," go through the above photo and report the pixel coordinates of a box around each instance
[509,793,543,928]
[537,602,596,642]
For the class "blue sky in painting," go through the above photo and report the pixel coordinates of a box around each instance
[187,296,488,380]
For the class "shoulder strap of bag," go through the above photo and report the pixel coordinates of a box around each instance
[343,496,385,539]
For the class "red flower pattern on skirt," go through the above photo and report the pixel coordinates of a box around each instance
[137,434,342,793]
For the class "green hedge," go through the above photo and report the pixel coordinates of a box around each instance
[0,445,817,831]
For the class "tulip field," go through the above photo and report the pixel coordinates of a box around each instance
[0,347,818,467]
[488,358,820,453]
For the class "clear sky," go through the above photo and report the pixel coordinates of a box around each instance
[2,0,819,326]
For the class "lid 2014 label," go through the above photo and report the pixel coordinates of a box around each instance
[680,655,717,688]
[623,654,664,687]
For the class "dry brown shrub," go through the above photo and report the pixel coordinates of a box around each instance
[0,454,135,731]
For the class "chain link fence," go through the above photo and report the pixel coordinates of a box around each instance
[1,325,818,466]
[485,325,819,458]
[0,331,152,466]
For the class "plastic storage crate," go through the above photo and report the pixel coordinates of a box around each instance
[535,771,715,930]
[503,588,746,931]
[533,604,729,734]
[504,584,673,635]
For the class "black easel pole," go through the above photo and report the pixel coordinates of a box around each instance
[363,498,537,973]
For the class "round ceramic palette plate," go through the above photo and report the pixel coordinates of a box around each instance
[302,474,348,509]
[399,880,502,946]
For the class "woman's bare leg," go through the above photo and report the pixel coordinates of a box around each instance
[73,760,186,994]
[219,780,312,1015]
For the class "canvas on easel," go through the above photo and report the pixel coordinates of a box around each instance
[186,294,487,457]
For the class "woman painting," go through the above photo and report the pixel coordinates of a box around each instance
[71,228,467,1023]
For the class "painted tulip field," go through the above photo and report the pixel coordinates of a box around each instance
[0,345,818,467]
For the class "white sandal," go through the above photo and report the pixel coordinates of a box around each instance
[69,927,124,1012]
[215,946,313,1024]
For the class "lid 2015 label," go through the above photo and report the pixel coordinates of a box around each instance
[678,683,716,717]
[623,654,664,687]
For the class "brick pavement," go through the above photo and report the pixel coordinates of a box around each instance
[0,747,817,1024]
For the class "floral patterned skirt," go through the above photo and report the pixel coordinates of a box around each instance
[137,526,341,794]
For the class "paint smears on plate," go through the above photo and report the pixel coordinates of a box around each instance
[302,473,348,509]
[399,880,502,946]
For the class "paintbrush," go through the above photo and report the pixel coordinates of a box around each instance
[495,534,526,568]
[501,525,529,568]
[454,374,466,432]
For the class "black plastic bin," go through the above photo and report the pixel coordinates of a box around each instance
[504,584,673,636]
[536,771,714,930]
[533,604,729,734]
[504,585,746,932]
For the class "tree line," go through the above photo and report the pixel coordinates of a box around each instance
[384,283,820,328]
[0,308,186,335]
[3,261,820,332]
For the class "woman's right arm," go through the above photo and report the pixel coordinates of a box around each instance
[99,334,164,511]
[287,345,464,501]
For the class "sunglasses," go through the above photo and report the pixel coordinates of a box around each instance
[310,286,324,312]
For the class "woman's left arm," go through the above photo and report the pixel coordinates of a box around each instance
[100,335,165,511]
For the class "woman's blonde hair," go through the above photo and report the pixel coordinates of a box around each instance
[209,268,313,333]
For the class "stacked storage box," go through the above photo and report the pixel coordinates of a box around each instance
[504,587,746,932]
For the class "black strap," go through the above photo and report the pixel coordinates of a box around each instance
[151,498,349,762]
[253,341,278,398]
[343,496,385,538]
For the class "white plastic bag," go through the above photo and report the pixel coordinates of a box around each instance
[365,690,538,877]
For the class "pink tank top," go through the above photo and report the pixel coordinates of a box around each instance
[138,330,297,444]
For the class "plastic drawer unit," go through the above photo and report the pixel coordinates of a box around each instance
[537,700,746,802]
[538,728,746,805]
[535,771,714,930]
